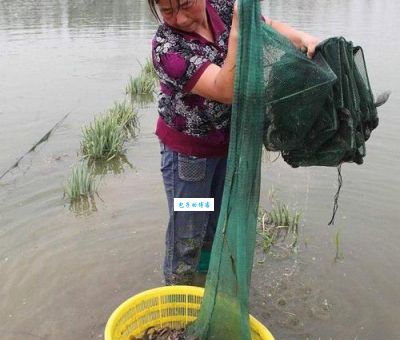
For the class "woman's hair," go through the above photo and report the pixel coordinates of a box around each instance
[148,0,161,21]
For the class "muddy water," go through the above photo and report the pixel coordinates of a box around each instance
[0,0,399,339]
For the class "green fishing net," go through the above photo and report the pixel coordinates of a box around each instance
[266,37,380,167]
[186,0,386,338]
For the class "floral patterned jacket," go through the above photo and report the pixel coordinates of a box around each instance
[152,0,234,157]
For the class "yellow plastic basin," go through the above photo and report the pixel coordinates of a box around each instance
[105,285,274,340]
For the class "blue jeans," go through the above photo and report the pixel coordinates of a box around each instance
[160,142,227,285]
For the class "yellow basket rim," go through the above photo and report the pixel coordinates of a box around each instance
[105,285,274,340]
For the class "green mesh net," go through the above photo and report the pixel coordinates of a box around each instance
[267,37,380,167]
[186,0,387,338]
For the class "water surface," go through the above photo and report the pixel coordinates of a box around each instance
[0,1,399,339]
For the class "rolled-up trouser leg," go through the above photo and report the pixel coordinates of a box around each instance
[160,142,227,285]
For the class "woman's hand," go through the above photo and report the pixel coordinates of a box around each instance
[301,33,321,58]
[266,18,321,59]
[230,1,238,40]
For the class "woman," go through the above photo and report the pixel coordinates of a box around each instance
[149,0,319,285]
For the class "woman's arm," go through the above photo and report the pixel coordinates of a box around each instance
[191,9,319,105]
[191,5,238,104]
[265,17,320,58]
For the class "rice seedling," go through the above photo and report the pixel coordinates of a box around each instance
[64,162,99,202]
[108,100,140,137]
[69,195,98,215]
[90,154,134,176]
[258,201,301,254]
[334,229,344,262]
[81,114,126,161]
[126,73,155,97]
[130,92,156,107]
[140,57,158,80]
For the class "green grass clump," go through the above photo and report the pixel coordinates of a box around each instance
[64,162,99,201]
[141,58,158,80]
[258,201,301,254]
[126,73,155,97]
[81,114,125,160]
[108,101,139,136]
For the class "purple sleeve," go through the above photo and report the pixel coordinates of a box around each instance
[152,33,212,93]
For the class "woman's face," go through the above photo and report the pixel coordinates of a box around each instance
[157,0,206,32]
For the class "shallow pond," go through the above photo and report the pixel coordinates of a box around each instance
[0,0,399,339]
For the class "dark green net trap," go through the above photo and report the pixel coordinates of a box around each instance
[186,0,388,339]
[265,36,382,167]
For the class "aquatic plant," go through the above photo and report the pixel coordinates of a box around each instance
[81,114,125,160]
[64,162,99,202]
[131,92,156,107]
[258,201,301,254]
[90,154,134,176]
[69,195,98,215]
[108,100,140,137]
[126,72,155,97]
[140,57,158,80]
[335,230,344,262]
